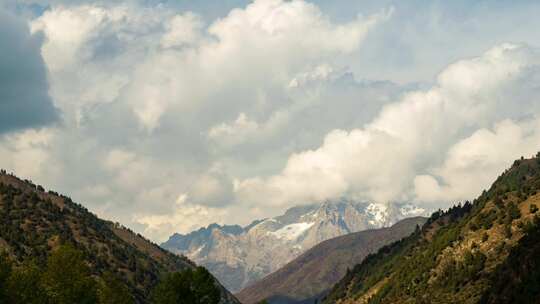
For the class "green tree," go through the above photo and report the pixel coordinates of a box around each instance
[97,272,134,304]
[151,267,220,304]
[0,252,12,303]
[6,260,47,304]
[41,245,98,304]
[508,203,521,220]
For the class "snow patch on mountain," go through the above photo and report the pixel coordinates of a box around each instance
[161,200,429,292]
[366,203,388,225]
[269,222,314,241]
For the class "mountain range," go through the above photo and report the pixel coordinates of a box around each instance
[161,200,427,292]
[3,153,540,303]
[236,216,427,304]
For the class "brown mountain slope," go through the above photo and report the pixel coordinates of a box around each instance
[0,171,239,304]
[323,155,540,304]
[236,217,427,304]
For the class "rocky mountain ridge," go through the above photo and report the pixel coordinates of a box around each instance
[236,216,428,304]
[162,200,427,292]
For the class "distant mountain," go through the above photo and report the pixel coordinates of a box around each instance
[324,155,540,304]
[236,216,427,304]
[0,171,239,304]
[162,200,427,292]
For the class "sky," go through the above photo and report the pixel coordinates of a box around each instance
[1,0,540,242]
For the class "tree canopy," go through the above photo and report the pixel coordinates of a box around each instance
[151,267,220,304]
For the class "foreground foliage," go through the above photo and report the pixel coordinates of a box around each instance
[0,246,221,304]
[0,245,132,304]
[151,267,220,304]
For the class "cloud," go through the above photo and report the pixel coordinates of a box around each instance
[187,164,235,207]
[134,194,229,242]
[0,8,58,134]
[14,0,393,240]
[235,44,540,208]
[0,129,57,178]
[31,0,390,132]
[3,0,540,243]
[160,12,204,48]
[208,113,260,147]
[414,118,540,203]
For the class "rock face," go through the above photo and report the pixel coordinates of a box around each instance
[236,217,428,304]
[161,200,426,292]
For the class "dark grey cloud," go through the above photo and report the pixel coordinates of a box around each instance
[0,9,58,134]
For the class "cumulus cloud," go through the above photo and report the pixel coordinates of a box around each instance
[160,12,204,48]
[3,0,540,243]
[134,194,229,242]
[31,0,390,131]
[1,0,393,241]
[0,8,58,134]
[415,118,540,203]
[236,44,540,208]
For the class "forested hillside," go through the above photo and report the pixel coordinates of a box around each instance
[324,155,540,304]
[0,171,239,304]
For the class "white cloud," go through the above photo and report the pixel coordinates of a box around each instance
[208,113,260,146]
[21,0,394,239]
[0,129,58,181]
[288,64,335,88]
[134,194,229,242]
[160,12,204,48]
[32,0,390,131]
[415,118,540,203]
[236,44,540,208]
[5,0,540,243]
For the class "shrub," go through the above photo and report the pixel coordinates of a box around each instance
[151,267,220,304]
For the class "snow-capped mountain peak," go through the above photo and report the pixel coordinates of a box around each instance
[161,200,428,292]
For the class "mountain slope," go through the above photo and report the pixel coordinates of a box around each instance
[162,201,426,292]
[236,217,427,304]
[0,171,239,304]
[324,155,540,304]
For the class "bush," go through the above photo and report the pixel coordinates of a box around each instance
[508,203,521,220]
[0,252,12,302]
[41,245,98,304]
[504,224,512,239]
[151,267,220,304]
[97,272,134,304]
[6,261,46,304]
